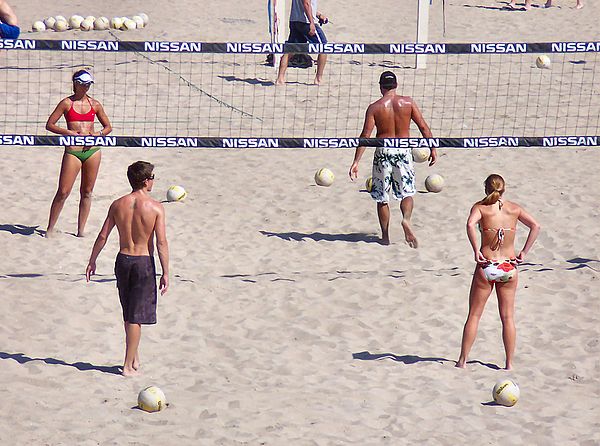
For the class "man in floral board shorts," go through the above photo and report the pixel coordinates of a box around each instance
[349,71,437,247]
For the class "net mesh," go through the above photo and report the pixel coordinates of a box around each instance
[1,40,599,139]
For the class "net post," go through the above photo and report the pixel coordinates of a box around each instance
[269,0,286,68]
[416,0,430,69]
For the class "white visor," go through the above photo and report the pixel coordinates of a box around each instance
[74,72,94,84]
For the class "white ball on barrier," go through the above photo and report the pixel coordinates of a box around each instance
[132,16,145,29]
[69,15,84,29]
[54,20,69,32]
[111,17,124,29]
[85,16,96,24]
[80,19,94,31]
[55,15,67,23]
[44,17,56,30]
[123,19,137,30]
[94,17,109,30]
[138,13,149,26]
[32,21,46,32]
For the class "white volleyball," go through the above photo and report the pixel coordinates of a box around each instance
[94,17,109,30]
[85,16,96,23]
[123,19,137,30]
[69,15,84,29]
[138,13,149,26]
[111,17,124,29]
[412,147,430,163]
[365,176,373,192]
[80,19,94,31]
[166,185,187,202]
[492,379,520,407]
[425,174,444,193]
[44,17,57,30]
[55,15,67,23]
[32,21,46,32]
[314,168,335,187]
[54,20,69,32]
[536,55,551,69]
[132,15,145,29]
[137,386,167,413]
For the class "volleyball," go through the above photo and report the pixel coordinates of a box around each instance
[138,13,149,26]
[85,16,96,24]
[536,55,551,69]
[132,16,145,29]
[412,147,430,163]
[123,19,137,30]
[365,176,373,192]
[80,19,94,31]
[68,15,84,29]
[32,21,46,32]
[137,386,167,413]
[314,168,335,187]
[111,17,124,29]
[94,17,110,31]
[492,379,520,407]
[55,15,67,23]
[54,20,69,32]
[43,17,56,29]
[425,174,444,193]
[166,185,187,202]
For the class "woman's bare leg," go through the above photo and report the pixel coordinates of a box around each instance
[46,152,81,237]
[456,267,493,368]
[77,150,101,237]
[496,275,518,370]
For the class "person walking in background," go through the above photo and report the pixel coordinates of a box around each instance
[276,0,328,85]
[456,174,540,370]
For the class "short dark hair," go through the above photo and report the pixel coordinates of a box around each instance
[379,70,397,89]
[127,161,154,190]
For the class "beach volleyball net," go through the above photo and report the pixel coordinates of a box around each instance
[0,39,599,148]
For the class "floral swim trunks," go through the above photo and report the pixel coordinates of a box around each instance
[370,147,416,203]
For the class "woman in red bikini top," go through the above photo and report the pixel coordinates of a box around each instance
[456,174,540,371]
[45,69,112,238]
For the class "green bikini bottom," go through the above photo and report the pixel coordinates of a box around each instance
[66,147,100,162]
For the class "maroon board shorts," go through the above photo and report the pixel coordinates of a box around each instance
[114,253,157,324]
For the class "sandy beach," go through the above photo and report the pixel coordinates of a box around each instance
[1,1,599,444]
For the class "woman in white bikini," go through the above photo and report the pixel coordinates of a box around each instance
[456,174,540,370]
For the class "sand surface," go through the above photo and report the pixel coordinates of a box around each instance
[1,1,599,445]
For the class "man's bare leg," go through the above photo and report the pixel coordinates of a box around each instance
[123,322,142,376]
[576,0,583,9]
[524,0,532,9]
[399,196,418,248]
[275,54,291,85]
[376,202,391,245]
[314,54,327,85]
[544,0,552,7]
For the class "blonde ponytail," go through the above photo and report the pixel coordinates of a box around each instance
[480,174,505,206]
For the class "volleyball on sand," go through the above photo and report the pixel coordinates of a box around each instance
[166,185,187,202]
[425,174,445,193]
[137,386,167,413]
[536,55,551,69]
[492,379,520,407]
[314,168,335,187]
[412,147,430,163]
[32,21,46,32]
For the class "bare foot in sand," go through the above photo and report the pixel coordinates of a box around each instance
[455,360,467,369]
[133,353,141,371]
[401,220,418,248]
[505,362,513,371]
[122,366,142,377]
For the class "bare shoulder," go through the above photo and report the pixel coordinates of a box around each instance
[503,200,522,212]
[89,97,103,108]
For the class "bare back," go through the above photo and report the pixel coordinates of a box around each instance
[369,94,414,137]
[110,191,162,256]
[476,200,521,259]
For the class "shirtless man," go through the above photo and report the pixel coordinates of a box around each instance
[86,161,169,377]
[349,71,437,247]
[0,0,20,39]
